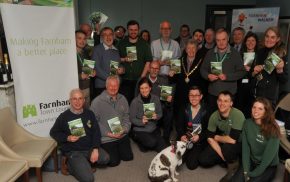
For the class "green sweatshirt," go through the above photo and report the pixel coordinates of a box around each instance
[242,119,279,177]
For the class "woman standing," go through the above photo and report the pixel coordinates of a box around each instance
[130,77,166,152]
[169,40,206,138]
[231,97,280,181]
[235,32,259,118]
[251,26,288,106]
[180,86,208,170]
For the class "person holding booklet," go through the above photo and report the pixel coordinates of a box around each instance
[230,97,280,182]
[75,30,96,108]
[200,28,245,115]
[136,61,174,144]
[150,21,181,76]
[169,39,207,138]
[90,76,133,167]
[251,26,288,105]
[235,32,259,118]
[117,20,153,104]
[92,27,124,98]
[130,77,166,152]
[50,89,109,182]
[180,86,208,170]
[198,91,245,182]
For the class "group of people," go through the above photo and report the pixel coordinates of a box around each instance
[49,19,288,182]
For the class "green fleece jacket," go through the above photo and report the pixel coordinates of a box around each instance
[242,119,279,177]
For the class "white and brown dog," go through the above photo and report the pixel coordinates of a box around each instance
[148,141,187,182]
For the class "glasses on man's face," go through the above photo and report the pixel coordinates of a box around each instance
[189,94,201,98]
[71,97,84,102]
[150,67,160,70]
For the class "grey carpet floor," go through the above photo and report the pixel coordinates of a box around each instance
[31,141,284,182]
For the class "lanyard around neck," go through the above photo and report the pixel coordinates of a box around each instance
[160,39,171,51]
[215,52,228,63]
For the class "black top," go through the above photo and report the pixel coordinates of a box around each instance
[50,109,101,153]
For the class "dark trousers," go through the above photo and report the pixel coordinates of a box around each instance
[65,149,109,182]
[90,77,97,102]
[175,104,187,140]
[101,135,133,167]
[183,143,203,170]
[235,82,253,118]
[132,129,167,152]
[119,79,137,104]
[231,164,277,182]
[159,103,173,141]
[207,94,218,116]
[199,142,241,167]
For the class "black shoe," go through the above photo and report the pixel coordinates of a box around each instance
[219,160,239,182]
[137,143,149,152]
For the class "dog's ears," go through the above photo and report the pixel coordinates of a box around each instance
[170,140,177,153]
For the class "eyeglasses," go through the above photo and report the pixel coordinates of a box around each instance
[150,67,160,70]
[189,94,201,98]
[71,97,84,101]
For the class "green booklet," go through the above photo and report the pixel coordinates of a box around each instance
[161,50,173,61]
[264,52,281,74]
[82,59,95,75]
[68,118,86,137]
[107,117,123,134]
[211,62,222,75]
[110,60,119,75]
[243,52,255,66]
[160,85,172,101]
[170,59,181,73]
[143,103,155,119]
[87,39,94,47]
[126,46,137,62]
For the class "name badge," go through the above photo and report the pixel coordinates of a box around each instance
[242,79,249,83]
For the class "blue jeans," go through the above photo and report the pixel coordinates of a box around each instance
[65,148,109,182]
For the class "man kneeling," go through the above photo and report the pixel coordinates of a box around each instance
[50,89,109,182]
[199,91,245,182]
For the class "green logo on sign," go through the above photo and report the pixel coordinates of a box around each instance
[23,105,37,118]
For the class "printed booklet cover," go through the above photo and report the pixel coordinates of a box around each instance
[160,85,172,101]
[82,59,95,75]
[211,62,222,75]
[243,52,255,66]
[107,117,123,134]
[264,52,281,74]
[110,60,119,75]
[170,59,181,73]
[68,118,86,137]
[126,46,137,62]
[143,103,155,119]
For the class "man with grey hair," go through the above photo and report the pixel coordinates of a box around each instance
[90,75,133,167]
[231,27,245,53]
[151,21,181,76]
[50,88,109,182]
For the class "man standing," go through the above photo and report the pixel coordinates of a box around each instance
[90,76,133,167]
[192,29,204,50]
[114,25,126,46]
[231,27,245,54]
[175,24,191,53]
[200,28,245,114]
[136,61,173,143]
[50,89,109,182]
[199,91,245,182]
[92,27,124,97]
[151,21,181,76]
[118,20,152,104]
[75,30,96,107]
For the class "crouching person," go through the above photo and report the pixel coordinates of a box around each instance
[90,75,133,167]
[198,91,245,182]
[50,89,109,182]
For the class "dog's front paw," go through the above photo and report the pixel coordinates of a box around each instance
[175,171,179,176]
[172,177,178,182]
